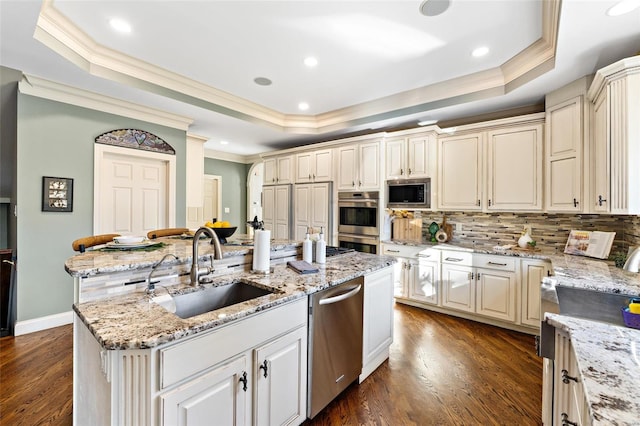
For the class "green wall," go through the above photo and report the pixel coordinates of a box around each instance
[204,158,249,229]
[16,93,187,322]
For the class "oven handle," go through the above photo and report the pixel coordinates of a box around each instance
[318,285,362,305]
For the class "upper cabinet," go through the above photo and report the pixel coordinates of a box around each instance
[263,155,293,185]
[438,115,544,212]
[385,132,436,180]
[588,55,640,214]
[295,148,333,183]
[337,139,381,191]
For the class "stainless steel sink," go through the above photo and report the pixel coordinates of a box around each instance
[154,281,274,319]
[555,285,635,326]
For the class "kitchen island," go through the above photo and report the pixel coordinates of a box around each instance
[66,238,396,425]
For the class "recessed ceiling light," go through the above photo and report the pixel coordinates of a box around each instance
[220,140,229,145]
[419,0,451,17]
[254,77,272,86]
[109,18,131,34]
[304,57,318,67]
[418,119,438,126]
[606,0,640,16]
[298,102,309,111]
[471,46,489,58]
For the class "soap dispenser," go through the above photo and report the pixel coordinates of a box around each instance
[303,227,313,263]
[315,227,326,264]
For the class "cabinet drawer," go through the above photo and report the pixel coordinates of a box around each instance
[440,250,473,265]
[473,254,516,272]
[159,298,307,390]
[382,244,426,258]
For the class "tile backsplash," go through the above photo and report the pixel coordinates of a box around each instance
[409,212,639,257]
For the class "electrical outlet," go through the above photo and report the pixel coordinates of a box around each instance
[224,207,230,213]
[456,223,462,232]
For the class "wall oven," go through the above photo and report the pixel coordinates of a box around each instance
[338,191,379,254]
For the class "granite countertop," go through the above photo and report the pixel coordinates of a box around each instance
[72,251,396,350]
[383,239,640,298]
[65,235,300,277]
[545,313,640,425]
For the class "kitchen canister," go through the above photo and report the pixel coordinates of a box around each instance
[252,229,271,273]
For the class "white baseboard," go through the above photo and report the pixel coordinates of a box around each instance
[14,310,73,336]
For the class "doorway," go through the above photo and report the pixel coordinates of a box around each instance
[203,174,222,223]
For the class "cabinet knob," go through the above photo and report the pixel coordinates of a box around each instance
[359,180,362,187]
[477,199,481,207]
[573,198,579,207]
[488,199,492,207]
[400,168,404,175]
[561,369,578,384]
[408,168,412,175]
[352,181,355,187]
[239,371,248,392]
[309,174,311,179]
[259,360,268,378]
[313,174,315,179]
[598,195,607,206]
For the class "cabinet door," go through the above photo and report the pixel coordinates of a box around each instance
[254,327,307,426]
[475,269,516,322]
[161,356,249,426]
[521,259,549,327]
[337,146,358,190]
[276,156,293,184]
[407,136,430,178]
[385,138,406,179]
[359,142,380,190]
[262,186,275,234]
[310,183,330,233]
[441,264,474,312]
[294,185,311,241]
[362,267,394,381]
[545,97,582,212]
[487,125,543,211]
[408,258,439,305]
[313,149,333,182]
[592,93,610,213]
[438,134,482,210]
[274,185,290,240]
[263,158,277,185]
[392,258,406,298]
[295,152,313,183]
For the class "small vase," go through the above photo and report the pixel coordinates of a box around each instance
[518,232,533,248]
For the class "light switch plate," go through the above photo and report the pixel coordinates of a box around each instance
[224,207,230,213]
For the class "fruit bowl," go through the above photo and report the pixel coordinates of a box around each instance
[211,226,237,244]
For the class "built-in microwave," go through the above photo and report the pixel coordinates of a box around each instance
[386,178,431,209]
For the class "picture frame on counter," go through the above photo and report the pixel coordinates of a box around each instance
[42,176,73,212]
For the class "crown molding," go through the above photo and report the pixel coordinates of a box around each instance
[18,74,193,131]
[186,133,209,145]
[204,148,258,164]
[588,55,640,101]
[35,0,561,135]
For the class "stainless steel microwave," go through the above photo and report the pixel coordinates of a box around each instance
[386,178,431,209]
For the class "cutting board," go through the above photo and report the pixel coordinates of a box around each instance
[392,219,422,242]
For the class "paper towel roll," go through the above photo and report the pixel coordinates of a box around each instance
[252,229,271,273]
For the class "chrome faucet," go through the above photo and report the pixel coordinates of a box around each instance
[147,253,179,294]
[190,226,223,285]
[623,247,640,272]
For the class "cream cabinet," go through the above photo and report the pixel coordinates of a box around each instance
[293,182,331,241]
[337,140,381,191]
[588,55,640,214]
[360,267,394,382]
[262,185,291,240]
[438,133,483,211]
[441,251,517,322]
[545,96,584,212]
[520,259,550,328]
[382,244,438,305]
[486,124,543,211]
[295,149,333,183]
[263,155,293,185]
[385,133,435,180]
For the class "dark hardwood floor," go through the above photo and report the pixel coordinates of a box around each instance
[0,304,541,425]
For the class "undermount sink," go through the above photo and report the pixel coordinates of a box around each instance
[555,285,635,327]
[153,281,274,319]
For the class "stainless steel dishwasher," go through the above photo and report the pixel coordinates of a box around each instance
[307,276,364,419]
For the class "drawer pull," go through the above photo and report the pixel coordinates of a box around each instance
[239,371,248,392]
[561,369,578,384]
[417,254,431,258]
[561,413,578,426]
[487,261,508,266]
[259,360,268,378]
[445,257,463,262]
[387,250,401,253]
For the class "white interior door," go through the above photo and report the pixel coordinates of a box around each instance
[98,151,169,236]
[203,175,221,223]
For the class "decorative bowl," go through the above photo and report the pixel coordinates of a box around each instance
[113,236,146,244]
[212,226,237,244]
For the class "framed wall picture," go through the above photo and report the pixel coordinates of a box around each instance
[42,176,73,212]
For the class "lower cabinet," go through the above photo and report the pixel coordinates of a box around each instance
[383,243,439,305]
[521,259,551,327]
[543,328,591,426]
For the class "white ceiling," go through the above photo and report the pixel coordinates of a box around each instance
[1,0,639,158]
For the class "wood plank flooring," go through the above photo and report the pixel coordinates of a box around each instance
[0,304,541,425]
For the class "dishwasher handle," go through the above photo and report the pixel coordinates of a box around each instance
[318,285,362,305]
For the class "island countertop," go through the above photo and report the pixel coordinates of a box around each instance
[72,251,396,350]
[545,313,640,425]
